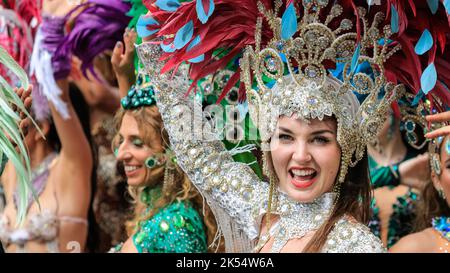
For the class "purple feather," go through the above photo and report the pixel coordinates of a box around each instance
[53,0,132,81]
[30,82,50,121]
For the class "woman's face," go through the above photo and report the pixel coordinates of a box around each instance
[116,113,164,187]
[270,115,341,203]
[432,136,450,206]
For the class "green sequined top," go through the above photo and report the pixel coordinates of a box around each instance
[113,186,208,253]
[368,149,419,248]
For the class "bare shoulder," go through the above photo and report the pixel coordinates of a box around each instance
[389,229,435,253]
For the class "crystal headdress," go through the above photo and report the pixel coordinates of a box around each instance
[398,89,448,176]
[239,1,404,182]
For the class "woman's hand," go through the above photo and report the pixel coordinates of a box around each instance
[425,111,450,139]
[11,86,33,137]
[398,153,430,189]
[111,28,137,97]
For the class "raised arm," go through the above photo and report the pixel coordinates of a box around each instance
[111,28,137,98]
[137,43,267,252]
[53,79,92,169]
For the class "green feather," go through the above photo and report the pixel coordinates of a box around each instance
[0,45,40,226]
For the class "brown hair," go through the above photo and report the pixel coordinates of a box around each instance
[415,181,450,231]
[113,106,221,252]
[302,154,371,252]
[415,138,450,231]
[264,127,371,253]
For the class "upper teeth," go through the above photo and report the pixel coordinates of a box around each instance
[125,166,139,172]
[292,169,315,176]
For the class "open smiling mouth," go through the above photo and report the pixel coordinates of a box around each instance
[124,165,143,176]
[289,168,318,189]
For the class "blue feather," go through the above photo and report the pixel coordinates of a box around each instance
[186,35,201,51]
[411,90,425,106]
[415,29,433,55]
[279,53,287,63]
[281,3,297,40]
[390,4,399,34]
[174,20,194,49]
[155,0,181,12]
[427,0,439,14]
[421,63,437,94]
[136,15,159,38]
[196,0,215,24]
[188,54,205,63]
[444,0,450,14]
[350,44,360,74]
[161,42,176,53]
[378,38,394,46]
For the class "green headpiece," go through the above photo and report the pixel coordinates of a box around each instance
[120,73,156,109]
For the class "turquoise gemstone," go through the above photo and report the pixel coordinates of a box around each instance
[405,120,415,132]
[146,157,156,168]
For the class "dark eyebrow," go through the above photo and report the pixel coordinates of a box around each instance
[311,130,335,136]
[278,126,294,134]
[278,127,335,135]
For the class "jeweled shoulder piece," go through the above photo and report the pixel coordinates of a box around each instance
[239,0,405,182]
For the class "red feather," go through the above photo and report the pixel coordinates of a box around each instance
[145,0,449,108]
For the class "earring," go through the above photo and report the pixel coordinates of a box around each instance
[438,188,447,200]
[262,149,278,236]
[431,153,442,176]
[144,153,165,169]
[162,150,177,196]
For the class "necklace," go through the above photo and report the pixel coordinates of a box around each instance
[432,216,450,253]
[253,191,336,253]
[432,216,450,242]
[13,152,58,212]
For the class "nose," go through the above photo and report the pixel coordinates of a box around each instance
[116,141,132,161]
[291,141,312,163]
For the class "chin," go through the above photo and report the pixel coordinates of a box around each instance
[126,176,146,187]
[286,190,319,203]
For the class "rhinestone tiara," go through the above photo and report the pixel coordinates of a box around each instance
[239,0,405,182]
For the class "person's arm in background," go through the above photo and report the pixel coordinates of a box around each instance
[111,28,137,98]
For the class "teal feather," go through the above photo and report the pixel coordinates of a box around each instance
[421,63,437,94]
